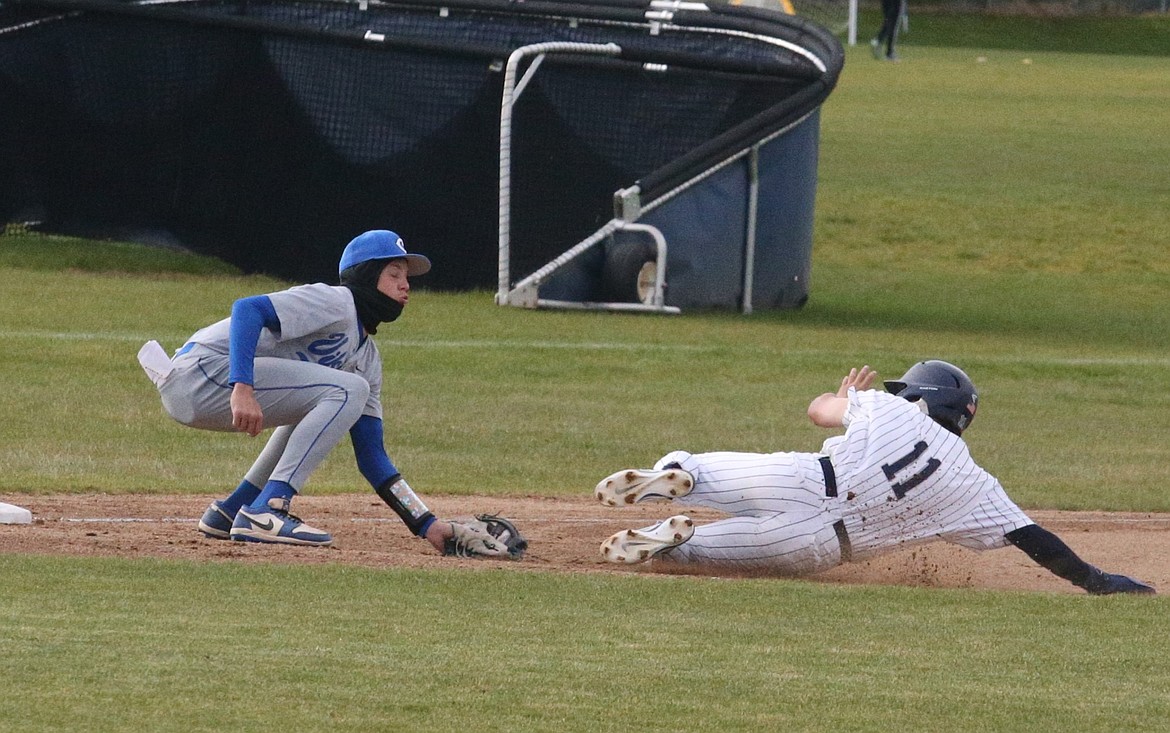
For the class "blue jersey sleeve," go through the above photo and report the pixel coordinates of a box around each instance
[350,414,400,487]
[352,415,436,538]
[228,295,280,386]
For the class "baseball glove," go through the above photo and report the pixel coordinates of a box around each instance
[444,513,528,559]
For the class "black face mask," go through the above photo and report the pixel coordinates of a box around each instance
[345,283,403,335]
[341,258,406,335]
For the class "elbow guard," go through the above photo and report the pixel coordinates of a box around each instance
[374,474,435,537]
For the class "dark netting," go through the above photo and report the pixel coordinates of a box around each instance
[0,0,842,288]
[506,57,807,281]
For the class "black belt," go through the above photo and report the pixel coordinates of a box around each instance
[819,455,838,497]
[819,455,852,562]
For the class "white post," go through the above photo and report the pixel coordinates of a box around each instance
[742,145,760,314]
[848,0,858,46]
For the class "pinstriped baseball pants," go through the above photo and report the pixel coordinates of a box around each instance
[654,449,846,575]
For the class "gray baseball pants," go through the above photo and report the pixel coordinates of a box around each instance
[157,345,368,491]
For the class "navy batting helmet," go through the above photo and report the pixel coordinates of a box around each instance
[884,360,978,436]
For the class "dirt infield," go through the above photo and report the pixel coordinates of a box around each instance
[2,493,1166,594]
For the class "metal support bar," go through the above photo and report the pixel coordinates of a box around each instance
[614,186,642,222]
[497,41,622,306]
[848,0,858,46]
[534,299,681,314]
[509,221,621,297]
[618,222,668,308]
[505,219,678,315]
[741,145,760,315]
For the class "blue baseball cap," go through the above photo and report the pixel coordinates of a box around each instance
[338,230,431,277]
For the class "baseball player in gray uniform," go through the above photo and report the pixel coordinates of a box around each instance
[138,230,514,557]
[595,360,1154,595]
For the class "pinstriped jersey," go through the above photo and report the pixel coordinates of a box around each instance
[821,388,1032,560]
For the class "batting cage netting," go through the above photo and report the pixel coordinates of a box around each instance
[0,0,843,309]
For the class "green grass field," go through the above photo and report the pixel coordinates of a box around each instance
[862,9,1170,56]
[2,19,1169,733]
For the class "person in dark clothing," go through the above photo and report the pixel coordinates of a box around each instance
[871,0,904,61]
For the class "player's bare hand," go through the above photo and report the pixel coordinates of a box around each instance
[836,365,877,397]
[230,383,264,437]
[424,520,453,553]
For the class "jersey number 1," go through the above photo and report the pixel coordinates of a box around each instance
[881,440,941,499]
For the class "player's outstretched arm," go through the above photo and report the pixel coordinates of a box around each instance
[350,415,438,534]
[349,415,525,558]
[808,365,878,428]
[1006,523,1155,595]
